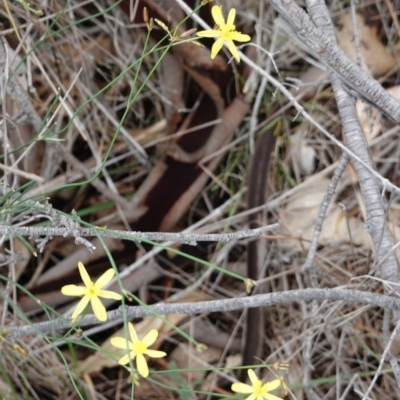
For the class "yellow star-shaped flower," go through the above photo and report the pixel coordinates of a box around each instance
[111,322,167,377]
[61,262,122,322]
[231,369,284,400]
[196,5,251,62]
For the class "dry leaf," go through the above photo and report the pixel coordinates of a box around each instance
[289,129,316,176]
[225,353,242,369]
[279,177,370,250]
[336,13,396,76]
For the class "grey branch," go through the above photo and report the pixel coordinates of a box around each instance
[315,0,399,302]
[301,2,358,396]
[303,151,350,273]
[270,0,400,124]
[5,288,400,340]
[0,223,279,245]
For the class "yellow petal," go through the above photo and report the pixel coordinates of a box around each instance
[264,394,284,400]
[142,329,158,347]
[91,296,107,321]
[248,369,258,385]
[111,337,132,350]
[145,349,166,358]
[118,353,133,366]
[227,8,236,26]
[231,32,251,42]
[61,284,86,297]
[78,262,92,288]
[227,39,240,62]
[96,268,115,289]
[71,296,90,321]
[211,5,225,27]
[129,323,139,343]
[211,37,224,59]
[264,379,282,392]
[196,30,222,38]
[231,382,253,394]
[98,289,122,300]
[136,353,149,377]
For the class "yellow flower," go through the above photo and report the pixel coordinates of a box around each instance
[111,323,167,378]
[61,262,122,322]
[196,5,251,62]
[231,369,284,400]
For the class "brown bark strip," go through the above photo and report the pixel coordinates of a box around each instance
[242,127,277,373]
[242,74,321,371]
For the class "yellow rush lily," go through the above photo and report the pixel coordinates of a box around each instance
[61,262,122,322]
[196,5,251,62]
[231,369,285,400]
[111,322,167,377]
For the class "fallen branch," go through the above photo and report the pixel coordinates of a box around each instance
[0,223,279,249]
[6,288,400,339]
